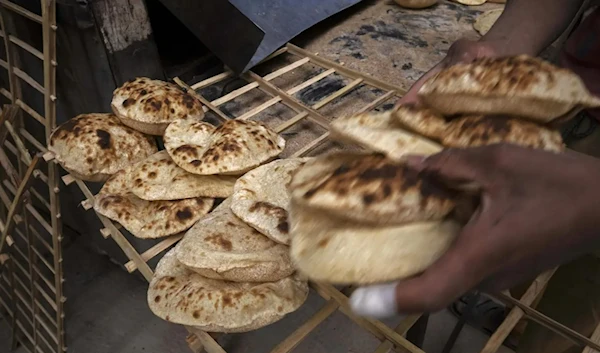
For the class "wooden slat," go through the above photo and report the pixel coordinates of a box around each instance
[191,72,232,91]
[481,270,557,353]
[185,327,227,353]
[372,316,422,353]
[30,246,55,274]
[270,300,339,353]
[174,77,229,122]
[26,204,52,234]
[312,78,362,110]
[28,225,53,254]
[582,323,600,353]
[9,35,43,60]
[287,68,336,95]
[292,133,330,158]
[0,0,42,23]
[16,100,45,125]
[287,43,406,94]
[13,67,44,94]
[355,91,396,114]
[0,157,39,254]
[20,128,47,152]
[34,282,57,311]
[124,234,183,273]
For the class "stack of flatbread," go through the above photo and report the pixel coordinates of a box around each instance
[291,55,600,285]
[148,158,310,332]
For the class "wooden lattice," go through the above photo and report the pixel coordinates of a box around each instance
[0,0,64,353]
[44,42,600,353]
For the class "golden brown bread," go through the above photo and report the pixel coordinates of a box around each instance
[111,77,205,135]
[48,113,157,182]
[418,55,600,122]
[289,152,456,225]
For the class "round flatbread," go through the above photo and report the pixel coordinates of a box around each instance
[164,119,285,175]
[175,199,294,282]
[48,113,157,182]
[111,77,205,135]
[443,115,564,151]
[474,8,503,36]
[330,111,443,160]
[394,0,437,9]
[94,162,214,239]
[289,202,459,284]
[231,158,309,245]
[148,248,308,332]
[453,0,486,5]
[418,55,600,122]
[289,153,456,225]
[131,151,237,200]
[393,104,449,141]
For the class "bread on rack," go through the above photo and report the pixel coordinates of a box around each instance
[174,199,295,282]
[131,151,237,201]
[94,161,214,239]
[148,248,308,333]
[230,158,310,245]
[111,77,205,135]
[48,113,157,182]
[164,119,286,175]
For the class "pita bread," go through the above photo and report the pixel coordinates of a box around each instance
[94,163,214,239]
[289,202,459,284]
[330,111,443,160]
[394,0,437,9]
[48,113,157,182]
[443,115,565,151]
[131,151,236,200]
[453,0,486,5]
[175,199,294,282]
[164,119,285,175]
[231,158,309,245]
[148,248,308,332]
[289,153,456,225]
[111,77,205,135]
[474,8,503,36]
[418,55,600,122]
[393,104,449,141]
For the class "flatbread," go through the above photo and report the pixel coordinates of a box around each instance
[175,199,294,282]
[111,77,205,135]
[164,119,285,175]
[94,162,214,239]
[453,0,486,5]
[330,111,443,160]
[131,151,237,200]
[443,115,565,151]
[289,202,459,284]
[418,55,600,122]
[48,113,157,182]
[474,8,503,36]
[394,0,437,9]
[393,104,449,141]
[148,248,308,332]
[289,153,456,225]
[231,158,309,245]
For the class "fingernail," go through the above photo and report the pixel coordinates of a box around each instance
[349,283,398,319]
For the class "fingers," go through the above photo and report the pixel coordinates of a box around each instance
[349,283,399,319]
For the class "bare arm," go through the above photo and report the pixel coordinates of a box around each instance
[483,0,587,56]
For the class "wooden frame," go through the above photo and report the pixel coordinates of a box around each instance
[42,41,600,353]
[0,0,65,353]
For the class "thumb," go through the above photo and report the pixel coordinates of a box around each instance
[408,148,493,191]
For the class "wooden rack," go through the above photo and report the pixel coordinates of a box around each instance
[38,37,600,353]
[0,0,64,353]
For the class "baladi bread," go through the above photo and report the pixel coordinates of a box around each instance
[289,153,456,225]
[474,8,503,36]
[131,151,237,200]
[394,0,437,9]
[94,163,214,239]
[418,55,600,122]
[164,119,285,175]
[230,158,309,245]
[48,113,157,182]
[442,115,565,151]
[175,199,294,282]
[148,248,308,332]
[111,77,204,135]
[330,111,443,160]
[289,201,460,284]
[452,0,487,5]
[392,106,564,151]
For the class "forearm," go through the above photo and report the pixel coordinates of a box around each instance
[482,0,586,56]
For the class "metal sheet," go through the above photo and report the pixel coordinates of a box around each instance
[158,0,363,73]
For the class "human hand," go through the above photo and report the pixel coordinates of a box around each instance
[396,39,503,105]
[349,144,600,317]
